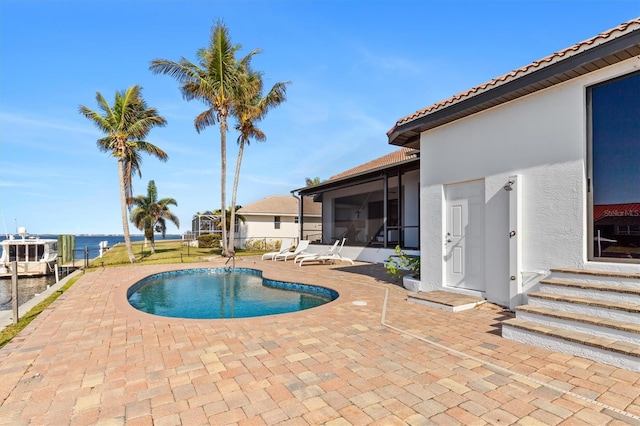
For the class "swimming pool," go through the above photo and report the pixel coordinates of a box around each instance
[127,268,338,319]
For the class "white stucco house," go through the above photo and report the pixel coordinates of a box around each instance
[235,195,321,249]
[387,19,640,370]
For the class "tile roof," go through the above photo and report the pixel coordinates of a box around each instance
[389,18,640,136]
[237,195,321,216]
[329,147,418,181]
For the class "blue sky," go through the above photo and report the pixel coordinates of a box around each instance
[1,0,638,235]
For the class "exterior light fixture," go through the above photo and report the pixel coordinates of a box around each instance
[504,180,514,191]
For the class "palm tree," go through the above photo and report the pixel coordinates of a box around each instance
[228,65,289,251]
[79,85,168,263]
[130,180,180,254]
[150,20,257,257]
[214,206,246,234]
[305,177,322,186]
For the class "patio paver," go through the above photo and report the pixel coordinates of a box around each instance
[1,257,639,425]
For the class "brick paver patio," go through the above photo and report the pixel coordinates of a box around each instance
[1,257,639,425]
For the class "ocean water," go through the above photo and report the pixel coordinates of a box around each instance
[38,234,182,259]
[0,275,56,310]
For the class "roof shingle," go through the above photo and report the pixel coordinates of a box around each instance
[237,195,321,216]
[329,147,418,181]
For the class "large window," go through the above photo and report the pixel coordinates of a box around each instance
[589,72,640,261]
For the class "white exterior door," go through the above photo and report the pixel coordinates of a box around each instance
[445,180,485,293]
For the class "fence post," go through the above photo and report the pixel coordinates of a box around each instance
[11,261,18,324]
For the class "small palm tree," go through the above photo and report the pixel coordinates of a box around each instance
[150,20,256,257]
[214,206,245,233]
[79,85,167,263]
[130,180,180,254]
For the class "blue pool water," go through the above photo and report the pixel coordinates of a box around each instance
[127,268,338,319]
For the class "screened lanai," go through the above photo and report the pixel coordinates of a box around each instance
[293,148,420,252]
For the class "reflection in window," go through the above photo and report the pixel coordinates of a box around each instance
[590,72,640,260]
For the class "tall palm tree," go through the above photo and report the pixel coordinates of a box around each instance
[149,21,257,257]
[228,66,290,251]
[79,85,168,263]
[130,180,180,254]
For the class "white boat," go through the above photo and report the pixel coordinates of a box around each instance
[0,227,58,276]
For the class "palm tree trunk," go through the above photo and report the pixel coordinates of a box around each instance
[219,115,229,256]
[118,158,136,263]
[229,140,245,253]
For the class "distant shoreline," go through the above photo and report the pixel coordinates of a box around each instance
[2,234,183,238]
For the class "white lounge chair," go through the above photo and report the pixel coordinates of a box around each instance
[299,238,354,266]
[261,238,294,261]
[274,240,310,262]
[294,239,340,264]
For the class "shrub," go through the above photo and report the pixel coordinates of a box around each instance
[198,233,221,248]
[244,239,266,251]
[385,245,420,279]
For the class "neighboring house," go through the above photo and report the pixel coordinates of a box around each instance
[293,148,420,263]
[388,19,640,371]
[189,211,220,239]
[236,195,321,249]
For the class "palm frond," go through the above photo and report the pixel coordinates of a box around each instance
[194,109,217,133]
[135,141,169,162]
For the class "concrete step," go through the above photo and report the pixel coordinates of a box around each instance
[503,267,640,372]
[549,268,640,289]
[502,318,640,372]
[539,278,640,304]
[528,291,640,323]
[515,305,640,345]
[407,290,485,312]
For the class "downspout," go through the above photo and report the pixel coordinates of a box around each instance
[291,190,302,243]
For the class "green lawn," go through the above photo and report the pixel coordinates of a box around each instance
[88,239,262,269]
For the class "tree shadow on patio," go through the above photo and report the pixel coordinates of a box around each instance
[335,263,401,286]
